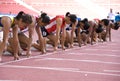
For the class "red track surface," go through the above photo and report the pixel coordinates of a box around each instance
[0,29,120,81]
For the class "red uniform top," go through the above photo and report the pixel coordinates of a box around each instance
[45,15,65,33]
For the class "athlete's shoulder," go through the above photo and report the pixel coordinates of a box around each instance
[56,15,64,18]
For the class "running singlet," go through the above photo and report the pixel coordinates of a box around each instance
[45,15,65,34]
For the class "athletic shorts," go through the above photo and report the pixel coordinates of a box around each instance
[96,27,103,33]
[41,27,49,37]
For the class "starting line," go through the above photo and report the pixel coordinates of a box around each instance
[0,65,120,77]
[35,57,120,65]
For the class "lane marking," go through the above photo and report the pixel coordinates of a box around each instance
[0,52,55,66]
[84,49,119,52]
[68,53,120,57]
[0,80,21,81]
[38,57,120,65]
[0,41,119,66]
[0,46,81,65]
[104,70,120,73]
[0,65,120,77]
[0,65,79,71]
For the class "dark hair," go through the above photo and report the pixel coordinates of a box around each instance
[68,14,77,23]
[117,12,119,14]
[40,13,50,24]
[15,11,32,24]
[96,24,103,33]
[80,18,90,30]
[81,18,88,23]
[66,12,70,16]
[101,19,109,26]
[65,12,77,23]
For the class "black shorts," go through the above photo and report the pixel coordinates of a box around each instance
[41,27,49,37]
[75,29,89,37]
[96,27,103,33]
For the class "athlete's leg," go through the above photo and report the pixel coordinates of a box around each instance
[0,19,11,61]
[101,31,107,41]
[47,34,56,47]
[64,31,71,48]
[81,33,88,45]
[60,28,66,50]
[18,33,29,50]
[7,38,22,55]
[76,28,82,47]
[32,37,46,54]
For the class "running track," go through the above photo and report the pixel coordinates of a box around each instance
[0,29,120,81]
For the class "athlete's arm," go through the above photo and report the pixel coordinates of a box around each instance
[0,17,11,60]
[27,22,34,57]
[12,24,19,60]
[70,21,77,47]
[54,18,62,50]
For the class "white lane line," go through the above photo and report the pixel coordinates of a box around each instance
[0,52,55,66]
[68,53,120,57]
[0,42,119,65]
[0,65,79,71]
[38,57,120,65]
[0,80,20,81]
[104,70,120,73]
[0,46,81,66]
[0,65,120,77]
[0,44,82,65]
[84,49,119,52]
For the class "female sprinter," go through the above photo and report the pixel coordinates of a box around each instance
[7,12,50,55]
[76,18,94,46]
[100,19,111,42]
[76,18,99,46]
[100,19,120,42]
[65,12,78,48]
[0,11,32,61]
[7,12,36,57]
[33,12,77,51]
[32,13,50,54]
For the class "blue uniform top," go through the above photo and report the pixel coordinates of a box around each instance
[115,14,120,22]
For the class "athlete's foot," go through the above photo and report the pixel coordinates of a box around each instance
[91,42,93,45]
[41,50,46,54]
[84,42,87,45]
[14,57,19,60]
[70,44,73,48]
[54,47,58,51]
[26,51,31,58]
[14,55,19,60]
[62,46,65,50]
[79,43,81,47]
[26,53,31,58]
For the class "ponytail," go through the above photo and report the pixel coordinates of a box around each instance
[40,13,50,24]
[15,11,32,24]
[66,12,70,16]
[65,12,77,23]
[41,13,47,18]
[15,11,25,20]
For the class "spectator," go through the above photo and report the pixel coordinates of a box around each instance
[108,8,115,22]
[115,12,120,22]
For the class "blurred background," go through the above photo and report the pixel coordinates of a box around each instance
[0,0,120,19]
